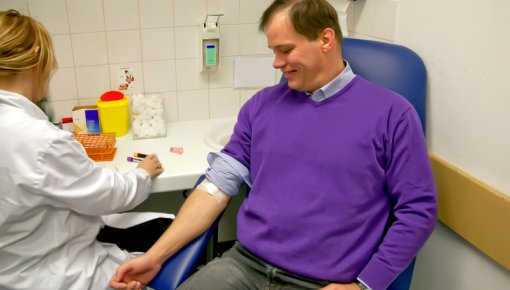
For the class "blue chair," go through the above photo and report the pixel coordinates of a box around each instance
[342,38,427,290]
[149,38,427,290]
[147,223,216,290]
[342,38,427,134]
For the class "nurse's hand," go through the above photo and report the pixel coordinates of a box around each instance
[137,154,164,179]
[109,254,161,290]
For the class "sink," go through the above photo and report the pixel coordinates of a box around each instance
[203,118,236,151]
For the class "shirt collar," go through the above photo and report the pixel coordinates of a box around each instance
[307,60,356,102]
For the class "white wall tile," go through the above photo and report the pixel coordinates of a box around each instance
[67,0,105,33]
[75,65,111,99]
[239,24,271,55]
[219,25,239,56]
[209,56,234,88]
[109,62,145,94]
[234,56,275,88]
[143,60,177,93]
[49,68,78,101]
[173,0,206,27]
[275,69,283,84]
[207,0,239,25]
[209,87,239,118]
[346,1,356,34]
[104,0,140,31]
[46,100,80,121]
[139,0,174,28]
[174,26,200,59]
[240,88,257,106]
[77,97,98,106]
[177,89,209,121]
[239,0,271,24]
[351,0,373,36]
[28,0,69,34]
[24,0,288,121]
[52,34,74,68]
[0,1,29,14]
[175,59,208,91]
[160,91,178,122]
[141,28,175,61]
[71,32,108,66]
[371,0,398,41]
[107,30,142,63]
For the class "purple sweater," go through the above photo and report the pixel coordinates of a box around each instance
[223,76,437,289]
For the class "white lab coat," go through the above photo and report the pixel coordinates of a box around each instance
[0,90,152,290]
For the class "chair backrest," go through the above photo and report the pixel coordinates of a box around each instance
[342,38,427,133]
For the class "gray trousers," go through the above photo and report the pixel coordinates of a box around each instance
[177,242,329,290]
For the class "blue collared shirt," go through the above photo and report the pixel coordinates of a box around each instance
[205,61,356,195]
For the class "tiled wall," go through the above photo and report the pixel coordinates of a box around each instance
[0,0,275,123]
[0,0,398,123]
[346,0,399,42]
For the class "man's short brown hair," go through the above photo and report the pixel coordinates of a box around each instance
[259,0,343,45]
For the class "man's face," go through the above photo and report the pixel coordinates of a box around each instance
[266,10,325,93]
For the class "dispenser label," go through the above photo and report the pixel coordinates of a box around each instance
[205,44,217,66]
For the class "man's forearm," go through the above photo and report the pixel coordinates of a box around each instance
[145,188,229,265]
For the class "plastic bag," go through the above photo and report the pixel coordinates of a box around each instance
[131,94,167,139]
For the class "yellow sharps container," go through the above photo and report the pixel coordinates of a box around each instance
[97,91,129,136]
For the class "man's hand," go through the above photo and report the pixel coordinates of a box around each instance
[137,154,164,179]
[109,254,161,290]
[320,283,361,290]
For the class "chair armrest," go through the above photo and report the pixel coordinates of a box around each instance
[148,220,218,290]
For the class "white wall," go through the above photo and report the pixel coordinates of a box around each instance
[346,0,510,197]
[0,0,273,123]
[395,0,510,288]
[344,0,510,289]
[412,223,510,290]
[397,0,510,197]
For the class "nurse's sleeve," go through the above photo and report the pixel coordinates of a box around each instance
[34,133,152,215]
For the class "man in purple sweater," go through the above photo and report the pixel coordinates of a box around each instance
[109,1,437,290]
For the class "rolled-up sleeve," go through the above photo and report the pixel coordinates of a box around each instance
[205,152,251,196]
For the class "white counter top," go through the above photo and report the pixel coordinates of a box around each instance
[98,117,236,193]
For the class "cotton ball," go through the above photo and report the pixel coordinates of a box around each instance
[131,94,147,114]
[147,109,156,117]
[154,107,164,116]
[153,122,165,135]
[131,93,166,138]
[139,110,152,121]
[132,120,143,136]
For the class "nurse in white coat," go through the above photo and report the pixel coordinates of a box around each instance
[0,10,164,290]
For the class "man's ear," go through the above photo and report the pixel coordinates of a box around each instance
[319,28,335,52]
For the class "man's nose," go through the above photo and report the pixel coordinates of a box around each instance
[273,54,285,69]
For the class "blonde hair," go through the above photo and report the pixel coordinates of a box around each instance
[0,9,57,83]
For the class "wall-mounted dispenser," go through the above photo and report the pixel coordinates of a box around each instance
[201,14,223,72]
